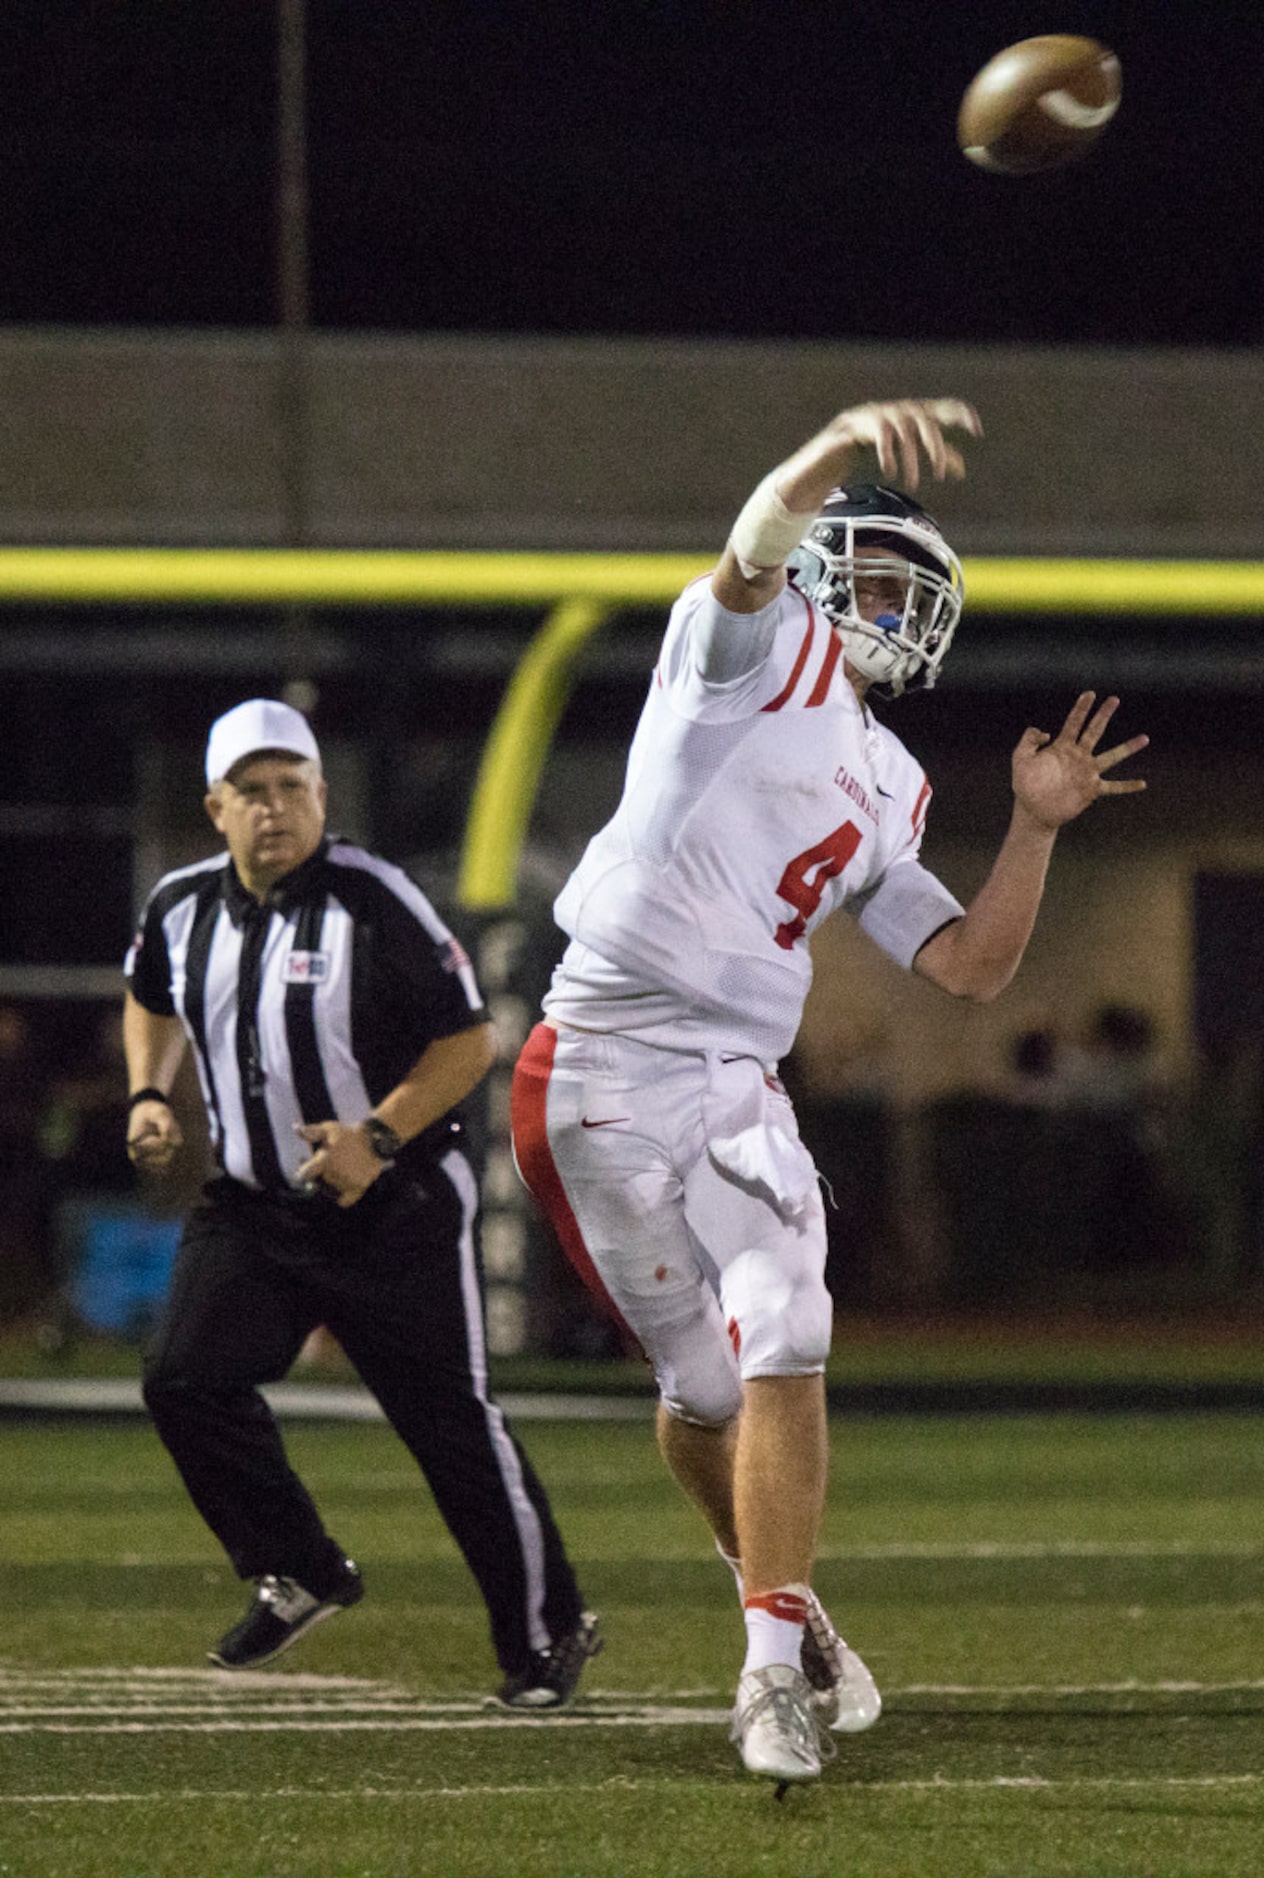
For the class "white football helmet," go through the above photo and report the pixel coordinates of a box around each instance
[787,483,965,697]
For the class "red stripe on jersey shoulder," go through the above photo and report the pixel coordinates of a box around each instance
[760,588,816,713]
[805,627,843,707]
[911,773,932,837]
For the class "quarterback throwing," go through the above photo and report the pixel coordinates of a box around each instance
[511,396,1148,1787]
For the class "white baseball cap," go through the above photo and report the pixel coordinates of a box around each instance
[205,698,321,787]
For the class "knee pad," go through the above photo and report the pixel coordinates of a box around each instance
[719,1244,833,1377]
[652,1327,744,1429]
[658,1372,744,1429]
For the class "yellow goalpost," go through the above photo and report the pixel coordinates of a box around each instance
[2,546,1258,910]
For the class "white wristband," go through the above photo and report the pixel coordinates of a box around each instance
[728,472,817,580]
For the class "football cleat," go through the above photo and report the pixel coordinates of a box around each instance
[208,1559,364,1669]
[800,1589,882,1734]
[495,1610,603,1710]
[731,1663,834,1785]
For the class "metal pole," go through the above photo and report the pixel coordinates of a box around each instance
[276,0,317,704]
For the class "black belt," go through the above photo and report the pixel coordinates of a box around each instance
[214,1174,338,1211]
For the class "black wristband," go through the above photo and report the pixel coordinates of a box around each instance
[128,1087,172,1112]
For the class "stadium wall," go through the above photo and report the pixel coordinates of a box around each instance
[1,327,1263,557]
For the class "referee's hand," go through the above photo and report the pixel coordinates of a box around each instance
[295,1120,387,1208]
[126,1101,184,1170]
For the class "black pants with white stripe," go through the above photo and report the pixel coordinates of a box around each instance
[142,1154,585,1675]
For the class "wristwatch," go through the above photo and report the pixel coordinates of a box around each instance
[361,1116,402,1162]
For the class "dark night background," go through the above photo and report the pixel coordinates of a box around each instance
[2,1,1262,958]
[1,1,1261,349]
[1,3,1262,1329]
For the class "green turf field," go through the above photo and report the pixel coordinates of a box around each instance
[2,1408,1262,1876]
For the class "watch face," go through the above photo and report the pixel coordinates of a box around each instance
[364,1118,401,1160]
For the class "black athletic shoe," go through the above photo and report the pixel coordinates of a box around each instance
[208,1559,365,1669]
[495,1611,603,1709]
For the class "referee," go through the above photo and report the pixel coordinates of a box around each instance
[123,697,600,1707]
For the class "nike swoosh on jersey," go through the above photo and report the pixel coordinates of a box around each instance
[581,1115,631,1128]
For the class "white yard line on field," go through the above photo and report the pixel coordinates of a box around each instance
[1,1721,728,1733]
[898,1680,1264,1695]
[815,1538,1264,1559]
[8,1536,1258,1573]
[0,1666,395,1688]
[0,1379,654,1421]
[1,1666,1262,1734]
[3,1773,1264,1805]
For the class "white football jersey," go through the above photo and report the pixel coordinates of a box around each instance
[546,576,963,1060]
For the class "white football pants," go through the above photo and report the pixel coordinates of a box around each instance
[511,1022,833,1427]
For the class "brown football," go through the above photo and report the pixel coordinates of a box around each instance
[958,35,1122,174]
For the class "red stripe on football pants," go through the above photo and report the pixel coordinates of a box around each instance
[510,1023,637,1346]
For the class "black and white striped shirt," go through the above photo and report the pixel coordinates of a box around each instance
[125,836,486,1193]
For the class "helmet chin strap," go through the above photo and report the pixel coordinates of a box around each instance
[837,607,915,698]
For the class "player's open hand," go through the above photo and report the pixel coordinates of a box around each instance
[828,398,982,490]
[1012,692,1148,830]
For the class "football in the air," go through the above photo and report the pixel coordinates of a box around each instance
[957,35,1122,174]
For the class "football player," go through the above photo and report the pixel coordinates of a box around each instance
[512,397,1148,1786]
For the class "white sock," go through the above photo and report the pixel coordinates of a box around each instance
[742,1583,809,1676]
[716,1540,745,1603]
